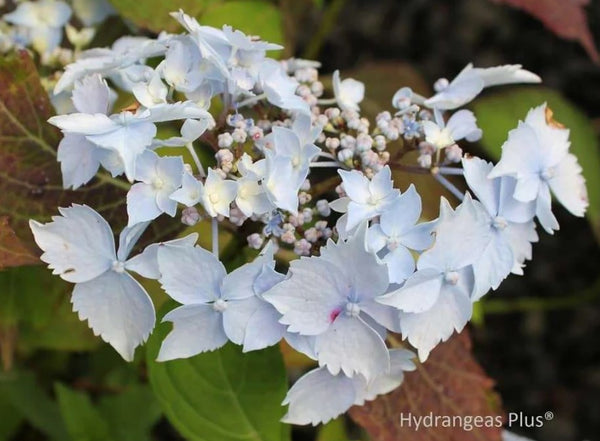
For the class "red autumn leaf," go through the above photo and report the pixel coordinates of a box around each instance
[349,331,504,441]
[0,216,38,269]
[493,0,599,63]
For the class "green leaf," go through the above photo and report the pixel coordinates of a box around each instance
[0,266,98,356]
[471,86,600,240]
[146,312,290,441]
[97,385,162,441]
[109,0,284,46]
[108,0,221,33]
[55,383,115,441]
[0,371,70,441]
[0,393,22,441]
[316,418,349,441]
[201,1,285,46]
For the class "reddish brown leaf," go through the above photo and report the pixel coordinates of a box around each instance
[0,51,181,262]
[0,216,38,269]
[494,0,599,63]
[349,331,504,441]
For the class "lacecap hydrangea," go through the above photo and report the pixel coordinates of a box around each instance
[20,8,588,426]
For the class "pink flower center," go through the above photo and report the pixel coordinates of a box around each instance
[329,308,342,323]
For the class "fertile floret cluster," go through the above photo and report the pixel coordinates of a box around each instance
[12,5,588,426]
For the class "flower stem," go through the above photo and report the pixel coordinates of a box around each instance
[437,166,464,176]
[433,173,464,201]
[186,142,206,178]
[310,161,341,168]
[211,216,219,258]
[237,93,267,108]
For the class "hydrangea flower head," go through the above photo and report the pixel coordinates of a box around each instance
[29,205,168,361]
[423,63,541,110]
[489,103,588,233]
[378,194,491,361]
[156,244,280,360]
[331,166,400,233]
[463,157,538,298]
[282,349,415,425]
[367,184,436,283]
[422,109,482,150]
[264,223,398,380]
[4,0,72,54]
[332,70,365,112]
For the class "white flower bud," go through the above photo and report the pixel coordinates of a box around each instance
[229,206,247,226]
[337,148,354,163]
[340,135,356,150]
[445,144,463,163]
[361,150,379,168]
[248,126,263,141]
[218,132,233,148]
[298,192,312,205]
[392,87,413,110]
[232,127,247,144]
[300,179,311,191]
[384,127,400,141]
[247,233,264,249]
[376,111,392,123]
[390,117,405,132]
[304,94,318,107]
[227,113,244,127]
[302,207,313,223]
[347,118,360,130]
[325,108,341,120]
[325,137,341,150]
[311,81,324,97]
[304,227,319,243]
[356,133,373,152]
[419,141,436,155]
[295,67,318,83]
[418,109,433,121]
[379,151,390,164]
[181,206,201,226]
[316,114,328,127]
[315,220,328,231]
[281,230,296,244]
[434,78,450,93]
[374,135,387,152]
[341,109,359,122]
[293,239,312,256]
[316,199,331,217]
[417,153,432,169]
[216,149,234,164]
[297,84,312,98]
[377,119,389,132]
[356,118,370,133]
